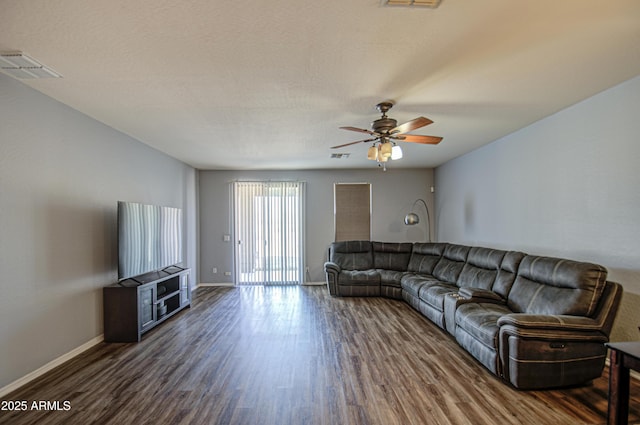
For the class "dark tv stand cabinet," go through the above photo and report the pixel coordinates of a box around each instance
[103,267,191,342]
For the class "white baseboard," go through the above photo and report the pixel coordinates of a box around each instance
[0,334,104,398]
[302,281,326,286]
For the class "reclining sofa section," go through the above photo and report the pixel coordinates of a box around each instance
[323,241,622,390]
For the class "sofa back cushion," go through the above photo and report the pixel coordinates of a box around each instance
[372,242,413,271]
[507,255,607,316]
[492,251,526,299]
[407,243,446,274]
[330,240,374,270]
[457,247,507,290]
[432,244,470,283]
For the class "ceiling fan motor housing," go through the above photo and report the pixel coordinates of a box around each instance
[372,117,397,134]
[373,101,397,134]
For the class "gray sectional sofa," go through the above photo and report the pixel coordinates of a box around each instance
[324,240,622,389]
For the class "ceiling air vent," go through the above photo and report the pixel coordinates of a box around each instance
[331,153,350,159]
[383,0,442,7]
[0,52,62,79]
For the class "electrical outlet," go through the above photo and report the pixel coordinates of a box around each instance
[224,271,231,276]
[212,267,217,274]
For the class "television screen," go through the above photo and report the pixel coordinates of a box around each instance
[117,201,183,281]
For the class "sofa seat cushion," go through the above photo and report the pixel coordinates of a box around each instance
[401,274,438,297]
[377,269,406,287]
[337,269,380,286]
[418,282,458,310]
[455,302,513,349]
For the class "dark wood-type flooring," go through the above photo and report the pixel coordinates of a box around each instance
[2,285,639,425]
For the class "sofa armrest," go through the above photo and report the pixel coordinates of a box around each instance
[458,287,504,303]
[498,314,610,389]
[444,288,505,336]
[324,261,341,274]
[324,261,340,296]
[497,313,606,334]
[496,282,623,389]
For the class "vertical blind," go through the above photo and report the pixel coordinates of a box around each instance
[334,183,371,241]
[233,181,305,285]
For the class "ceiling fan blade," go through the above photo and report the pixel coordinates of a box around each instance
[330,138,377,149]
[391,117,433,134]
[394,134,443,145]
[339,126,378,136]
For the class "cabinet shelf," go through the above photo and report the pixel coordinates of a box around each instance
[103,268,191,342]
[156,289,181,303]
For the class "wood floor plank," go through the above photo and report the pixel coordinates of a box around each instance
[1,285,639,425]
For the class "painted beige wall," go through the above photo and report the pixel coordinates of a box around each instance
[435,75,640,342]
[0,74,197,390]
[198,168,434,284]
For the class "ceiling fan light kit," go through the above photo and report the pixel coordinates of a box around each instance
[365,141,401,162]
[333,101,442,169]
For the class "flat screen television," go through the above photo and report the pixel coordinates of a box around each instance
[117,201,183,281]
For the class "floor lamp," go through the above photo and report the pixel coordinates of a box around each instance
[404,199,431,242]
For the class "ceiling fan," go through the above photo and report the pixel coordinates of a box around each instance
[332,101,442,166]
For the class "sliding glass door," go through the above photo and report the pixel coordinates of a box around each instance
[232,181,305,285]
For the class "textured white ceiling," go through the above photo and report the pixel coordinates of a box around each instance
[1,0,639,170]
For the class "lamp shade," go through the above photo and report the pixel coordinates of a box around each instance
[379,141,392,158]
[404,212,419,225]
[391,145,403,160]
[404,198,431,242]
[367,145,378,160]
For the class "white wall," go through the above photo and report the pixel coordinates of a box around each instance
[435,75,640,341]
[0,73,198,390]
[199,168,434,284]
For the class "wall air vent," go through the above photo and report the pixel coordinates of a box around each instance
[383,0,442,7]
[331,153,351,159]
[0,52,62,79]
